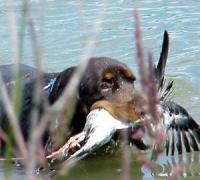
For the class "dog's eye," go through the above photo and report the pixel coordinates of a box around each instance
[101,78,114,90]
[103,78,114,84]
[125,75,136,83]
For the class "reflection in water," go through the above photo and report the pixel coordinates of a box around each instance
[59,146,200,179]
[0,145,199,179]
[143,152,200,179]
[2,151,197,179]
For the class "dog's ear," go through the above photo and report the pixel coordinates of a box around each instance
[49,67,76,104]
[155,30,169,89]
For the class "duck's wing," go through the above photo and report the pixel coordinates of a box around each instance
[160,101,200,156]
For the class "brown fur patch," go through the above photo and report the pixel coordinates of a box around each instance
[103,71,115,80]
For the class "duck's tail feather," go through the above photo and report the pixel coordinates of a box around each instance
[155,30,169,90]
[154,31,174,101]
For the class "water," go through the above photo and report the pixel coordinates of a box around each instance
[0,0,200,179]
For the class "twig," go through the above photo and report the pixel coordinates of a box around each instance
[22,0,44,178]
[133,8,166,170]
[147,52,160,124]
[0,127,8,143]
[0,74,27,161]
[121,130,131,180]
[4,0,28,171]
[46,0,108,167]
[134,10,148,95]
[46,0,108,149]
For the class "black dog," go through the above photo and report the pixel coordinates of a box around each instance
[0,31,199,159]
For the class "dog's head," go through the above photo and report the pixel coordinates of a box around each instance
[79,57,147,122]
[49,57,147,123]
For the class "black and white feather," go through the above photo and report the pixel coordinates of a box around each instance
[159,101,200,155]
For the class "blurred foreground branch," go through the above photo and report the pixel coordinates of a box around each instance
[0,74,27,161]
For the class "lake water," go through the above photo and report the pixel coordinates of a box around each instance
[0,0,200,179]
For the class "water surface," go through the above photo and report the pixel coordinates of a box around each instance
[0,0,200,179]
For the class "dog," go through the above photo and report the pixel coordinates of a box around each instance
[0,31,199,160]
[0,57,146,156]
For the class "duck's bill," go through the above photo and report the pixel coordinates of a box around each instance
[47,108,144,163]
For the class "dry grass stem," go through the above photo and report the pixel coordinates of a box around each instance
[0,74,27,161]
[45,0,108,166]
[121,130,131,180]
[134,9,185,178]
[21,0,45,178]
[133,8,167,170]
